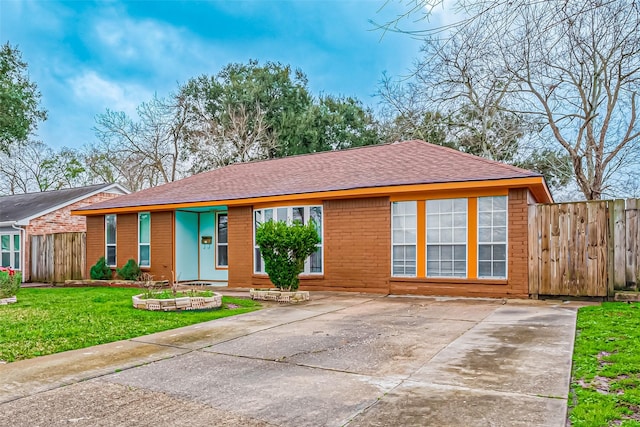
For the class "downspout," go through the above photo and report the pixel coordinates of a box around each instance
[11,223,26,283]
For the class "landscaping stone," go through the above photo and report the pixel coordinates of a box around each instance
[249,288,310,303]
[132,292,222,311]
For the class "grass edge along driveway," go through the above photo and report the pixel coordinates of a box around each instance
[569,302,640,427]
[0,287,260,363]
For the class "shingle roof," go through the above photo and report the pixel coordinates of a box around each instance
[0,183,125,223]
[79,140,546,212]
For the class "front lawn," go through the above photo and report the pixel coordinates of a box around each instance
[569,302,640,426]
[0,287,260,363]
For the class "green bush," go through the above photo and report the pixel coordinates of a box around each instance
[0,267,21,298]
[255,219,320,291]
[117,259,141,281]
[90,256,112,280]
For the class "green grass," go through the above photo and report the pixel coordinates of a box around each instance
[0,287,260,363]
[569,302,640,426]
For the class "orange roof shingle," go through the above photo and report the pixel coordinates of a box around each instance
[78,140,547,211]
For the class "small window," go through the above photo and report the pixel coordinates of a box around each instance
[138,213,150,267]
[0,234,20,269]
[105,215,117,267]
[478,196,507,278]
[391,201,417,277]
[426,198,467,277]
[216,213,228,268]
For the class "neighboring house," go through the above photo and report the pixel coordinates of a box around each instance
[73,140,552,298]
[0,183,129,281]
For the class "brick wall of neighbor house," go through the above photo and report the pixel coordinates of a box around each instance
[390,189,532,298]
[85,215,107,278]
[228,206,254,287]
[22,192,120,281]
[149,211,174,282]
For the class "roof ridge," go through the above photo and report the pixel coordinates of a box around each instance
[413,140,542,176]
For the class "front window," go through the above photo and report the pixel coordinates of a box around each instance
[138,212,150,267]
[391,201,417,276]
[478,196,507,278]
[216,213,228,268]
[1,234,20,269]
[105,215,117,267]
[254,205,323,274]
[426,198,467,277]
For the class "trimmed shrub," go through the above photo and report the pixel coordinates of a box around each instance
[255,219,320,291]
[117,259,141,281]
[90,256,112,280]
[0,267,21,298]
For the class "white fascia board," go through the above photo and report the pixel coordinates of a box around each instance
[19,183,131,224]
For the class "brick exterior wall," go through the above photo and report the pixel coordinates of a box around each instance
[149,211,174,282]
[315,197,390,293]
[506,188,530,297]
[86,215,107,278]
[23,191,120,281]
[228,198,391,293]
[228,206,254,287]
[84,211,174,281]
[389,189,532,298]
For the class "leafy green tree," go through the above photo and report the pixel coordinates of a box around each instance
[255,220,320,292]
[180,60,381,172]
[0,43,47,153]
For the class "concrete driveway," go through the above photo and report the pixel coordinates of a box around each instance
[0,292,581,426]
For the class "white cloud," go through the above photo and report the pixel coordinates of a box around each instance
[68,71,150,115]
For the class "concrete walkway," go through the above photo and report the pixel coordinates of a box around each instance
[0,292,584,426]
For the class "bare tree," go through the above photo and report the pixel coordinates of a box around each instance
[93,94,190,190]
[183,100,278,173]
[381,0,640,200]
[0,141,89,194]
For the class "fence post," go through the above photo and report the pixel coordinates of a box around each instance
[612,199,627,290]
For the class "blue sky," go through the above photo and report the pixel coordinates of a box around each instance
[0,0,431,150]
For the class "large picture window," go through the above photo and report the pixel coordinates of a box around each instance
[391,201,417,276]
[216,212,228,268]
[478,196,507,278]
[426,198,467,277]
[254,205,323,274]
[105,214,117,267]
[1,234,20,269]
[138,212,150,267]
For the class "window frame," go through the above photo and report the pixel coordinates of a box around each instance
[216,212,228,269]
[477,196,508,279]
[253,205,324,275]
[391,201,417,277]
[138,212,151,268]
[105,214,117,267]
[425,198,468,278]
[0,233,20,270]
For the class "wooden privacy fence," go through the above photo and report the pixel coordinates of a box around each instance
[528,199,640,297]
[31,232,86,283]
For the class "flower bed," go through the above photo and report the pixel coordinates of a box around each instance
[132,292,222,311]
[64,279,169,288]
[249,288,310,303]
